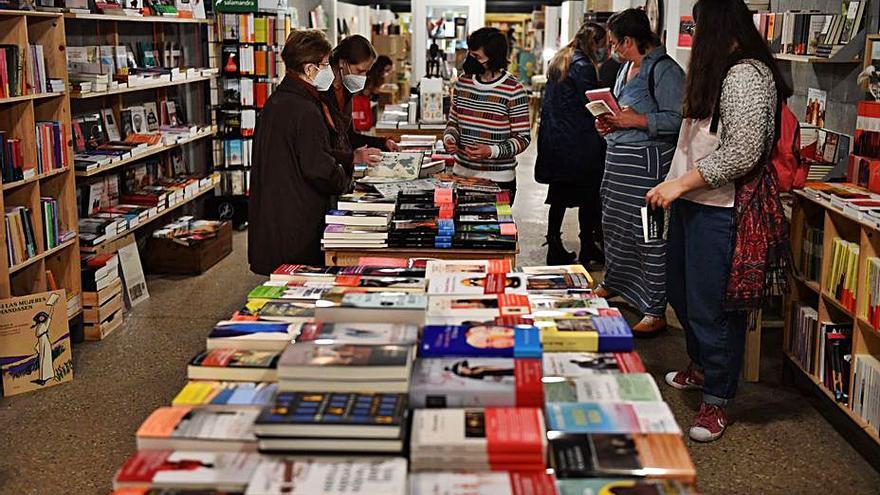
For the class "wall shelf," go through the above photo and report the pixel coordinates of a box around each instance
[69,74,215,99]
[0,92,65,106]
[9,238,77,274]
[2,166,69,191]
[64,12,211,24]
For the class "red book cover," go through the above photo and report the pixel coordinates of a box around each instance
[509,472,557,495]
[60,123,70,168]
[485,407,545,468]
[0,50,8,98]
[678,16,694,47]
[357,256,408,268]
[201,349,236,367]
[514,359,543,407]
[498,293,531,316]
[615,351,647,373]
[254,82,268,108]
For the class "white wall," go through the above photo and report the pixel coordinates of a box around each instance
[664,0,695,68]
[560,1,585,44]
[544,6,561,57]
[411,0,485,81]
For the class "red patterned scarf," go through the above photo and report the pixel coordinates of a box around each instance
[724,163,790,311]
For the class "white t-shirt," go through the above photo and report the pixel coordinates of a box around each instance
[666,117,735,208]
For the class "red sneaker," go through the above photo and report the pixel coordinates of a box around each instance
[664,363,704,391]
[689,403,728,442]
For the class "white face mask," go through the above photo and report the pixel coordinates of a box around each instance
[343,73,367,93]
[312,64,335,91]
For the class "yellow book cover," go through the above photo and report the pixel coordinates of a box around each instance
[0,290,73,397]
[537,318,600,351]
[172,381,219,406]
[254,18,267,44]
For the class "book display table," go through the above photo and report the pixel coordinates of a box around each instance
[323,244,519,267]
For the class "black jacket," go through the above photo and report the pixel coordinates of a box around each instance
[535,51,606,184]
[248,77,352,275]
[320,83,388,168]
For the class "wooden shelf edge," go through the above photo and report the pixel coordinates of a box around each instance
[821,291,856,318]
[793,274,821,294]
[75,127,217,178]
[69,74,215,99]
[80,183,217,251]
[64,12,211,24]
[0,91,65,105]
[773,53,861,64]
[2,166,69,191]
[8,238,77,274]
[0,9,62,18]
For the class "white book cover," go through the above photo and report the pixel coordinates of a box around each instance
[245,458,407,495]
[543,352,627,376]
[114,451,260,491]
[303,322,419,345]
[129,105,148,134]
[542,373,662,403]
[101,108,121,142]
[409,358,516,408]
[427,273,529,296]
[410,473,519,495]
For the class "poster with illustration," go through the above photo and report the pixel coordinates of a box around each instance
[0,290,74,397]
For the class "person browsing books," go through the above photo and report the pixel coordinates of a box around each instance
[352,55,394,131]
[534,22,608,267]
[443,27,531,203]
[248,30,352,274]
[593,9,684,335]
[646,0,791,443]
[320,35,399,169]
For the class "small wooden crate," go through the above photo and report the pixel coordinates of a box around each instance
[84,307,123,341]
[144,222,233,275]
[82,277,123,307]
[83,276,124,341]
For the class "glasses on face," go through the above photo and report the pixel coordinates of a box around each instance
[684,23,696,36]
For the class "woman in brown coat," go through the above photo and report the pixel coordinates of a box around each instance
[248,30,352,275]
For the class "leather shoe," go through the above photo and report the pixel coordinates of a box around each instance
[593,286,612,298]
[633,315,666,336]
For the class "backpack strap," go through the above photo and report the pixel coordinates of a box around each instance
[648,54,674,102]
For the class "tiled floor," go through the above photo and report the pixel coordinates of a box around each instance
[1,144,878,494]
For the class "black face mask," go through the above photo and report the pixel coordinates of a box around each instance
[462,54,486,76]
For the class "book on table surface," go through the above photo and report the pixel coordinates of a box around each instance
[206,321,303,351]
[244,299,315,322]
[187,349,280,382]
[247,283,326,302]
[427,273,529,296]
[324,274,426,292]
[171,381,278,410]
[256,435,405,454]
[425,258,513,276]
[112,451,260,491]
[336,192,397,212]
[409,357,543,408]
[323,224,389,240]
[296,321,419,345]
[135,407,258,452]
[550,433,696,483]
[269,264,338,282]
[520,264,593,290]
[325,209,392,227]
[315,291,427,324]
[534,313,634,352]
[557,478,696,494]
[542,373,662,403]
[254,391,407,438]
[410,472,558,495]
[426,294,532,321]
[528,293,610,311]
[545,401,681,434]
[277,342,414,382]
[409,407,546,470]
[244,457,408,495]
[542,351,646,376]
[419,321,541,359]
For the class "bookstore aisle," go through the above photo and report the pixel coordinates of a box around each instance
[1,145,879,495]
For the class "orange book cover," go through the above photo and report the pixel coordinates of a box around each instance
[254,50,267,77]
[136,406,193,438]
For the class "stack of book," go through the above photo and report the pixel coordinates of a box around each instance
[852,354,880,430]
[110,260,699,493]
[789,303,819,371]
[321,192,395,249]
[0,132,26,182]
[4,206,37,266]
[801,225,824,282]
[35,121,69,174]
[863,256,880,328]
[752,2,866,57]
[826,237,859,312]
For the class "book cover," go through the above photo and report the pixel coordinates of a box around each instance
[427,294,532,320]
[172,381,278,409]
[640,205,667,242]
[542,352,646,376]
[206,321,302,351]
[361,152,423,181]
[557,478,696,495]
[254,391,406,436]
[545,402,681,434]
[410,358,543,408]
[278,342,412,370]
[252,300,315,321]
[420,322,542,359]
[136,406,258,450]
[551,433,696,483]
[244,458,408,495]
[113,451,259,490]
[542,374,662,403]
[297,322,419,345]
[410,472,557,495]
[323,291,428,310]
[425,259,512,276]
[189,349,280,370]
[0,291,73,397]
[428,273,529,296]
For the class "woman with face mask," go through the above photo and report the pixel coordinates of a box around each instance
[248,30,352,274]
[535,22,608,267]
[593,9,685,335]
[444,27,531,203]
[320,35,399,169]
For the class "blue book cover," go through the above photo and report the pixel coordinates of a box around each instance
[545,403,636,434]
[208,322,296,339]
[255,391,406,427]
[419,323,541,358]
[592,316,634,352]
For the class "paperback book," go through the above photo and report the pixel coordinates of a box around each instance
[171,381,278,410]
[543,352,647,376]
[135,406,259,451]
[113,451,259,491]
[409,357,543,408]
[545,402,681,434]
[206,321,302,351]
[542,373,663,403]
[419,322,542,359]
[187,349,280,382]
[244,458,408,495]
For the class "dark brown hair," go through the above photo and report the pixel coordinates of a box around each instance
[330,34,377,66]
[548,22,606,83]
[467,27,509,72]
[607,9,658,55]
[282,29,332,74]
[365,55,393,93]
[684,0,792,119]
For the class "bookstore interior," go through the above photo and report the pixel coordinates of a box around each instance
[5,0,880,493]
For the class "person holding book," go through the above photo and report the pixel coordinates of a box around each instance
[321,35,399,168]
[646,0,791,442]
[535,22,608,266]
[594,9,684,335]
[443,27,531,202]
[248,30,352,274]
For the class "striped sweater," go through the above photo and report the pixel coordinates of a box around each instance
[443,72,531,183]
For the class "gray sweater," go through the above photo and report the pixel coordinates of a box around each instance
[697,60,777,189]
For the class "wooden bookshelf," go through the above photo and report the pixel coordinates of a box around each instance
[785,191,880,448]
[64,12,212,24]
[69,74,216,99]
[0,11,81,317]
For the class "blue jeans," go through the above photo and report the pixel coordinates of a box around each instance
[667,199,747,407]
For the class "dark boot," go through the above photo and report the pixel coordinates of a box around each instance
[578,236,605,267]
[545,234,577,265]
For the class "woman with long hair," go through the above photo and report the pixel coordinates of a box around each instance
[352,55,394,131]
[535,22,608,266]
[594,9,685,334]
[248,30,352,273]
[646,0,791,442]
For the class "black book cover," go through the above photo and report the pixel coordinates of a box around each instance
[551,433,643,478]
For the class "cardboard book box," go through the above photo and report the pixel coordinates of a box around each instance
[144,221,232,274]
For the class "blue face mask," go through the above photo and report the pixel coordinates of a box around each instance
[595,47,608,62]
